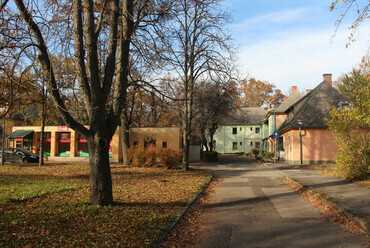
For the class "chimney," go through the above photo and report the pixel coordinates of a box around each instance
[306,89,312,95]
[292,86,298,91]
[283,97,287,102]
[323,73,332,85]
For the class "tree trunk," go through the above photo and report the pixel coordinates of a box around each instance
[209,133,214,151]
[88,135,113,206]
[182,128,189,170]
[39,86,46,166]
[1,117,5,165]
[182,96,192,171]
[201,131,208,152]
[120,109,130,165]
[39,116,45,166]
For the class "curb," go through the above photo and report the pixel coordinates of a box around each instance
[152,174,214,247]
[285,176,369,235]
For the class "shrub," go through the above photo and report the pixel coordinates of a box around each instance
[260,152,272,163]
[326,69,370,180]
[251,149,260,159]
[127,146,181,169]
[158,148,182,169]
[127,146,146,167]
[144,145,159,167]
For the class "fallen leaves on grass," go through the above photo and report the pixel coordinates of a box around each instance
[0,164,211,247]
[158,177,218,248]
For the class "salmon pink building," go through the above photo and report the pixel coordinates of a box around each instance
[278,74,349,164]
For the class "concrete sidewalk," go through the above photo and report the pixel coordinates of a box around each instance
[190,158,368,247]
[264,161,370,234]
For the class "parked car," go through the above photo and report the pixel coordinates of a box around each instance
[0,148,39,163]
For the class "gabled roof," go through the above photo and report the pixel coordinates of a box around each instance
[7,130,34,139]
[222,107,268,126]
[278,81,349,131]
[271,90,304,113]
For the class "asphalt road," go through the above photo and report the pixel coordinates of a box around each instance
[190,157,368,248]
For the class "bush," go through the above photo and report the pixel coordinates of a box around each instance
[127,146,181,169]
[158,148,182,169]
[326,69,370,180]
[127,146,146,167]
[251,149,260,159]
[260,152,272,163]
[201,151,218,162]
[144,145,159,167]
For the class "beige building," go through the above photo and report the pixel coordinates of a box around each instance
[8,126,181,162]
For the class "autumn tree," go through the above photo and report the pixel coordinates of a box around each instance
[327,68,369,180]
[1,0,170,205]
[237,78,285,107]
[155,0,234,170]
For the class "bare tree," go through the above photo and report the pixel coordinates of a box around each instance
[331,0,370,47]
[155,0,234,170]
[1,0,170,205]
[194,80,237,152]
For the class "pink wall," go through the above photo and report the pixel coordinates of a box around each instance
[283,128,338,164]
[275,114,287,130]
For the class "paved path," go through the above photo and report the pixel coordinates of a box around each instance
[190,157,368,248]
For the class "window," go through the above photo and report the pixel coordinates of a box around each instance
[255,127,260,134]
[250,142,253,146]
[232,142,238,150]
[255,142,261,149]
[240,127,242,131]
[232,127,237,135]
[162,141,167,148]
[240,142,242,146]
[250,127,253,131]
[133,141,138,146]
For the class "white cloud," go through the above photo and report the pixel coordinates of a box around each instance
[229,8,312,34]
[236,23,370,93]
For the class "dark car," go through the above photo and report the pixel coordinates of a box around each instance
[0,148,39,163]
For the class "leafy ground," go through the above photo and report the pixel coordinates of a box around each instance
[0,163,211,247]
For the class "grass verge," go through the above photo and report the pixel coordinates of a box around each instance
[284,177,367,235]
[0,163,211,247]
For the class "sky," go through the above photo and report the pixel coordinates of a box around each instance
[221,0,370,94]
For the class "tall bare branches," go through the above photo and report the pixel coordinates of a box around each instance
[154,0,235,169]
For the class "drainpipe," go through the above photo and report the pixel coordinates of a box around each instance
[299,127,302,165]
[298,119,303,165]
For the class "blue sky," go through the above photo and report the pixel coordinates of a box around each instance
[222,0,370,94]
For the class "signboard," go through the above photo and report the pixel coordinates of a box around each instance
[58,126,69,132]
[273,131,279,138]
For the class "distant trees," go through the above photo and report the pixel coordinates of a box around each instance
[327,68,369,180]
[194,80,237,152]
[237,78,285,107]
[155,0,235,170]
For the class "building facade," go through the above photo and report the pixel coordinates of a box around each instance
[210,107,268,154]
[278,74,349,164]
[8,126,181,162]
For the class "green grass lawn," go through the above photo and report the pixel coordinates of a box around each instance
[0,163,211,247]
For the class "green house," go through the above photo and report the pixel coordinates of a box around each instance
[210,107,268,154]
